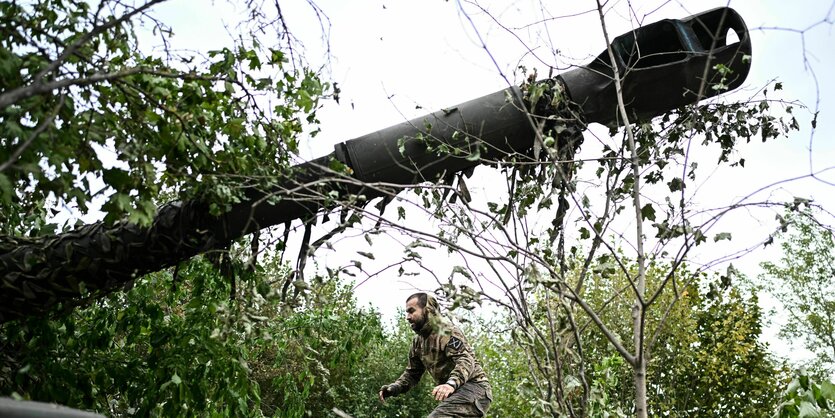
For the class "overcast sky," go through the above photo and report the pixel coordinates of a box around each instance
[143,0,835,348]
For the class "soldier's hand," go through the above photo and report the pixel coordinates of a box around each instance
[379,384,399,403]
[431,384,455,401]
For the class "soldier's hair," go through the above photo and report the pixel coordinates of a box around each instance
[406,292,428,308]
[406,292,439,314]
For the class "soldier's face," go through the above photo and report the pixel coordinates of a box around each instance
[405,298,426,333]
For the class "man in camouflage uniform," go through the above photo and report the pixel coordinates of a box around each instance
[379,292,492,417]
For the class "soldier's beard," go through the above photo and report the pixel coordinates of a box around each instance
[409,316,426,333]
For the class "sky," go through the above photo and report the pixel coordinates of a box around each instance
[143,0,835,353]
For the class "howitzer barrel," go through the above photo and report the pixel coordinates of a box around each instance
[0,7,752,323]
[334,87,535,185]
[561,7,751,125]
[330,7,751,185]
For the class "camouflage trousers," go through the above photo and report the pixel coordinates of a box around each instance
[427,381,492,418]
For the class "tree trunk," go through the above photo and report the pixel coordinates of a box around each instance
[633,303,648,418]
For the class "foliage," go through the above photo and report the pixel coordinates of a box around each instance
[0,0,327,236]
[0,248,798,418]
[508,258,786,417]
[472,316,543,417]
[336,316,437,418]
[587,355,627,418]
[0,255,391,417]
[0,2,815,417]
[0,259,259,416]
[649,279,787,416]
[761,208,835,375]
[773,369,835,418]
[250,275,388,418]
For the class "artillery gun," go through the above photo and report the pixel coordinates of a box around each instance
[0,7,751,325]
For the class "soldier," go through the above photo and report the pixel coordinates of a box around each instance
[379,292,492,417]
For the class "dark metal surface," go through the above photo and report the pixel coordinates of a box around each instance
[335,87,536,185]
[559,7,751,126]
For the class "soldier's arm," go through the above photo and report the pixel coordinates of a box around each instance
[391,337,425,394]
[443,327,476,389]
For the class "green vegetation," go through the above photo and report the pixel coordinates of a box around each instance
[0,254,793,417]
[0,0,326,232]
[0,254,424,417]
[761,208,835,376]
[2,1,832,417]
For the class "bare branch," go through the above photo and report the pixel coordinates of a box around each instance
[32,0,169,84]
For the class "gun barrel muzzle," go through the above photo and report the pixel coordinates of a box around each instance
[559,7,751,126]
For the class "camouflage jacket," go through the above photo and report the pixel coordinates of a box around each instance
[392,319,488,393]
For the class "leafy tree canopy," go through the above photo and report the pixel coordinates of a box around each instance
[761,206,835,376]
[0,0,328,235]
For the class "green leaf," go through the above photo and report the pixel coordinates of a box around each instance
[579,227,590,240]
[103,169,131,190]
[0,173,12,205]
[328,158,349,173]
[269,48,286,64]
[396,138,407,157]
[224,118,245,137]
[714,232,732,242]
[820,381,835,401]
[357,251,375,260]
[668,177,685,192]
[640,204,656,221]
[465,147,481,162]
[798,401,821,418]
[171,373,182,385]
